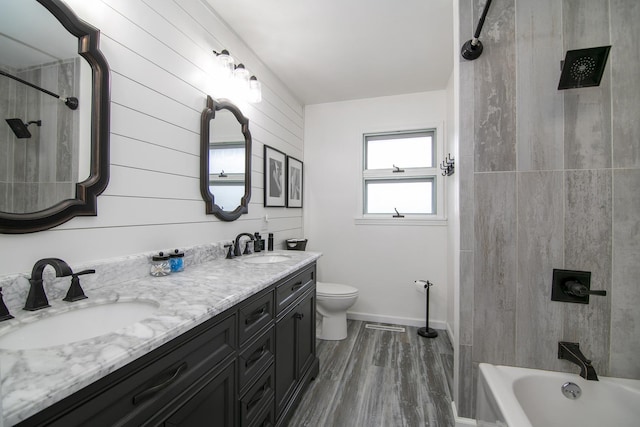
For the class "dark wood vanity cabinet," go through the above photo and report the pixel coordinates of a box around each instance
[17,262,318,427]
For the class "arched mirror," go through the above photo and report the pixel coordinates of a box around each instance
[200,96,251,221]
[0,0,110,234]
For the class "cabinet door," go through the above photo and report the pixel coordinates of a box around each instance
[296,291,316,376]
[162,360,236,427]
[274,289,316,418]
[275,308,297,417]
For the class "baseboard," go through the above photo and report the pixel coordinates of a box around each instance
[346,311,448,331]
[451,401,477,427]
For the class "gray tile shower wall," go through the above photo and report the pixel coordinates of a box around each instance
[611,169,640,377]
[563,1,612,170]
[515,171,564,371]
[457,0,640,418]
[473,0,516,173]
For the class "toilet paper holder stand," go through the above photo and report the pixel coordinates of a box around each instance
[415,279,438,338]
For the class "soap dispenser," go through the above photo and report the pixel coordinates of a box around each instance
[254,232,263,252]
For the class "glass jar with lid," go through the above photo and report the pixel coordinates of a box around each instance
[150,252,171,277]
[169,249,185,272]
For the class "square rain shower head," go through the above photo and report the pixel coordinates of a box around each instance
[558,45,611,90]
[5,118,32,139]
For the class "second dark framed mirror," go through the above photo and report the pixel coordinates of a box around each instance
[200,96,251,221]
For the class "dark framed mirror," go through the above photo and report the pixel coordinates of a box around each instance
[200,96,252,221]
[0,0,110,234]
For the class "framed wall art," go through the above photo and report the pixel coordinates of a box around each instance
[286,156,303,208]
[264,145,286,207]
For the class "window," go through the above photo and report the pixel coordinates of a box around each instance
[361,128,444,221]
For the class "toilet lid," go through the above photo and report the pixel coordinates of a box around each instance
[316,281,359,297]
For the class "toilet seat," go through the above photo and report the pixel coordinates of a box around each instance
[316,282,359,298]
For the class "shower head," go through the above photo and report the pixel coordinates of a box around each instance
[558,46,611,90]
[5,118,42,139]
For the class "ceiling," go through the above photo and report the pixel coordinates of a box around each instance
[204,0,454,106]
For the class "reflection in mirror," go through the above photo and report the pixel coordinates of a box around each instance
[0,0,110,234]
[200,96,251,221]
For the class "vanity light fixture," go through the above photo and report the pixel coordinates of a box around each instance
[212,49,262,103]
[213,49,235,77]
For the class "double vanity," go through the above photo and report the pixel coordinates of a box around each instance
[1,3,319,425]
[0,246,321,426]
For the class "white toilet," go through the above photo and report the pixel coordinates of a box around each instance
[316,281,359,340]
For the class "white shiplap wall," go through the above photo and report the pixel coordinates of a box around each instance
[0,0,304,275]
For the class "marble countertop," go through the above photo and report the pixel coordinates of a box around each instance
[0,250,321,426]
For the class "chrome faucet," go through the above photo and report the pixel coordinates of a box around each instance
[234,233,256,257]
[24,258,73,311]
[558,341,599,381]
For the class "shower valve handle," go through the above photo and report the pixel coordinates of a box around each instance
[564,280,606,297]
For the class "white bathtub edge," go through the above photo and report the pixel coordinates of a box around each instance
[451,401,477,427]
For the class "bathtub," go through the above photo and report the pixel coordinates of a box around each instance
[476,363,640,427]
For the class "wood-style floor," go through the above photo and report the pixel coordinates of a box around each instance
[288,320,455,427]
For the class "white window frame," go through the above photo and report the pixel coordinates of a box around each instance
[356,124,447,226]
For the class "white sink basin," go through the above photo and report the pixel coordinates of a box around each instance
[0,300,160,350]
[240,254,291,264]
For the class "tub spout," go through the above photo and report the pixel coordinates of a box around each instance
[558,341,598,381]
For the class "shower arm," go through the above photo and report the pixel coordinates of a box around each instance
[461,0,493,60]
[471,0,493,47]
[0,69,78,110]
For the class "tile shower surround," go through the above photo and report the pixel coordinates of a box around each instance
[0,242,321,425]
[456,0,640,418]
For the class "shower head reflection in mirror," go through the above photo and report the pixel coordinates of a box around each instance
[4,118,41,139]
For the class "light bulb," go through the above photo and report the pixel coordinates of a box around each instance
[234,64,250,84]
[249,76,262,103]
[214,49,234,78]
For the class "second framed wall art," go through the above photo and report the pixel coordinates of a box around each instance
[286,156,303,208]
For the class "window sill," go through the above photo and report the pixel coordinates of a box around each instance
[354,216,448,226]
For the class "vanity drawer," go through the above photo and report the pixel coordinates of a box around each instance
[238,327,275,393]
[275,264,315,315]
[36,313,237,427]
[250,401,275,427]
[238,288,274,346]
[239,364,275,427]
